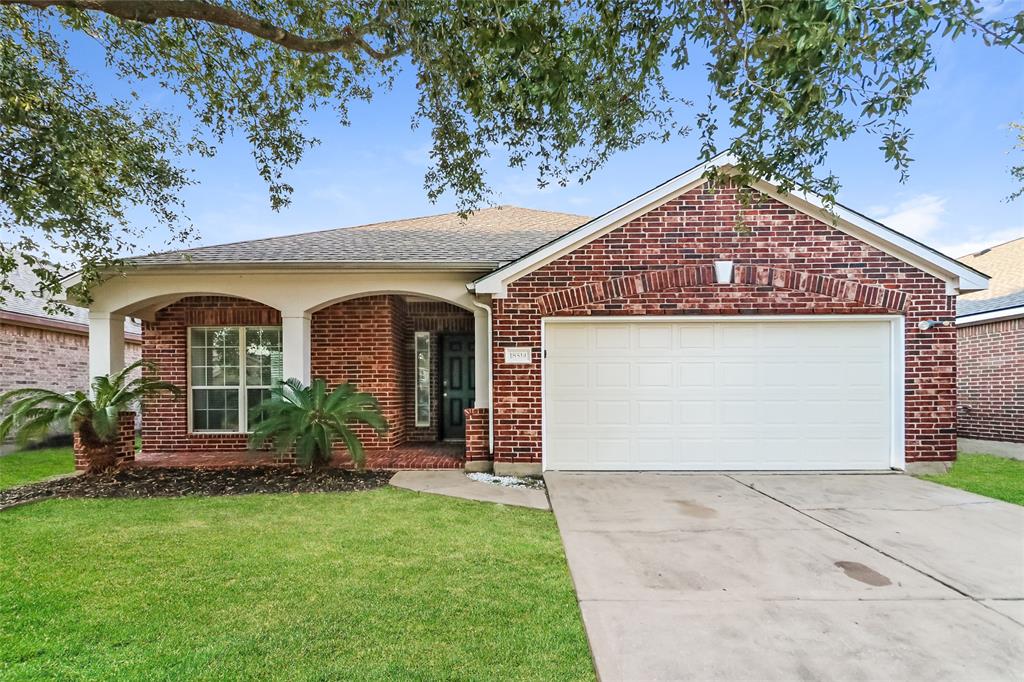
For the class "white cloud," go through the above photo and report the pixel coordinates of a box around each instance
[877,194,947,240]
[870,193,1022,259]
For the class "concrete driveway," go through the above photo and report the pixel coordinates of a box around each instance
[545,472,1024,681]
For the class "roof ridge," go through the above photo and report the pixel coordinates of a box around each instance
[129,204,589,261]
[960,234,1024,259]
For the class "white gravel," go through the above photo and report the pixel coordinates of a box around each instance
[467,472,545,490]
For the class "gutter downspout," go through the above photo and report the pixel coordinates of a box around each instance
[470,297,494,456]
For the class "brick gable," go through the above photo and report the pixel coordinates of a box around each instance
[491,184,956,466]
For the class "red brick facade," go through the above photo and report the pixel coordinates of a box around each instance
[958,319,1024,443]
[464,407,489,461]
[140,295,475,461]
[491,184,957,466]
[133,184,961,469]
[74,411,136,471]
[142,296,282,455]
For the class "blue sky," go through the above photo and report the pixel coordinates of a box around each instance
[80,13,1024,260]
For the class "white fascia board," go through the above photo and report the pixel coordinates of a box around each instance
[473,154,736,295]
[956,305,1024,326]
[474,152,990,296]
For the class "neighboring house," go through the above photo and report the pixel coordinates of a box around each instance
[956,237,1024,459]
[1,265,142,396]
[1,265,142,450]
[65,154,988,474]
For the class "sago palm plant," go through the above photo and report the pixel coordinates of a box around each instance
[249,378,388,469]
[0,359,180,473]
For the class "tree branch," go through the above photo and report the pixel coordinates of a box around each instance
[0,0,408,58]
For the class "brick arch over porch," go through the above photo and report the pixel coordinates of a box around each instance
[534,264,909,315]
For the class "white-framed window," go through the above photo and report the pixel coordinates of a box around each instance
[189,326,283,433]
[414,331,431,427]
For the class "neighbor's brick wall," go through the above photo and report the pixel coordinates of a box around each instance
[958,319,1024,443]
[492,183,957,465]
[142,296,281,454]
[0,323,141,395]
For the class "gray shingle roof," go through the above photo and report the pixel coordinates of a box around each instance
[2,264,141,334]
[130,205,590,267]
[958,289,1024,317]
[957,236,1024,316]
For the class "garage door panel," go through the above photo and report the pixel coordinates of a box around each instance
[544,319,896,471]
[550,399,589,425]
[676,324,715,348]
[678,401,715,425]
[636,400,673,426]
[594,325,630,350]
[549,361,588,388]
[595,401,630,425]
[678,363,715,387]
[636,324,673,349]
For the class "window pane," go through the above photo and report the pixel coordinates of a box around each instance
[193,388,238,432]
[415,333,431,427]
[247,388,272,428]
[245,327,283,388]
[190,327,242,432]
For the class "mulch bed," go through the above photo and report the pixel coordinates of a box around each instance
[0,467,392,510]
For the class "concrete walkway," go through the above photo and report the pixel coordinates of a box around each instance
[389,470,550,510]
[546,472,1024,681]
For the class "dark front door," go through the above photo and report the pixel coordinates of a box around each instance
[441,334,475,439]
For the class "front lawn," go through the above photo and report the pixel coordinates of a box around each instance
[919,453,1024,506]
[0,447,74,490]
[0,488,593,680]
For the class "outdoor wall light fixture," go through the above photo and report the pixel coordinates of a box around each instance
[714,260,734,284]
[917,319,952,331]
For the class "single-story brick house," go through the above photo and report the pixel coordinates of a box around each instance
[68,155,989,474]
[956,237,1023,459]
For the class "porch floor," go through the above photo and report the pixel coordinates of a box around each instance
[132,442,465,471]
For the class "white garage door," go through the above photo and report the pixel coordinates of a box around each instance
[543,318,899,471]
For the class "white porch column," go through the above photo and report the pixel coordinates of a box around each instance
[281,313,311,384]
[88,312,125,381]
[473,305,490,407]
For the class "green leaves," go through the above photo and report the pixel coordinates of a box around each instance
[248,378,388,469]
[2,0,1022,310]
[0,359,180,449]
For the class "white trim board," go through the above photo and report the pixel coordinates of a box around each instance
[540,315,906,472]
[956,305,1024,327]
[473,153,988,296]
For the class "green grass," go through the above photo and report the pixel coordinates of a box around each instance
[0,488,593,680]
[0,447,75,490]
[919,453,1024,506]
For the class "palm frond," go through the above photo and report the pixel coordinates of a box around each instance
[0,362,179,452]
[249,378,388,470]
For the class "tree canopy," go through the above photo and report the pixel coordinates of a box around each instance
[1,0,1022,309]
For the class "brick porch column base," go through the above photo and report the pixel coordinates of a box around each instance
[74,411,136,471]
[464,407,492,472]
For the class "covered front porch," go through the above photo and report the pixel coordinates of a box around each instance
[79,268,494,471]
